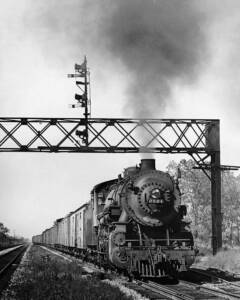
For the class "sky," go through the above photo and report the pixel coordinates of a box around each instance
[1,0,240,239]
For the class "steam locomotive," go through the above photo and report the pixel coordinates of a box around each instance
[33,159,196,278]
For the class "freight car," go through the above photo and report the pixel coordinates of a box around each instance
[33,159,196,278]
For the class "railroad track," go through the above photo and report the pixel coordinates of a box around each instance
[180,280,240,299]
[137,280,240,300]
[186,268,240,298]
[190,267,240,283]
[38,246,240,299]
[0,245,28,294]
[138,281,194,300]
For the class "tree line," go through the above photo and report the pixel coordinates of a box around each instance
[0,222,27,248]
[167,159,240,247]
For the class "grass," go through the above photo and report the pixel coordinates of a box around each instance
[2,245,137,300]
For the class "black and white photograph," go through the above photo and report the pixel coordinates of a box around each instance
[1,1,240,299]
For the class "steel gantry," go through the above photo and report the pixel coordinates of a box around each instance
[0,117,217,156]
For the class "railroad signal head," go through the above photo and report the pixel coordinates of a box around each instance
[75,58,87,72]
[75,93,87,101]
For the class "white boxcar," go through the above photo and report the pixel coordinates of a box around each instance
[69,211,76,247]
[32,234,42,244]
[42,229,48,245]
[57,218,64,245]
[62,213,72,247]
[45,228,52,245]
[55,218,63,245]
[51,223,57,246]
[48,225,56,246]
[33,202,96,250]
[69,204,88,249]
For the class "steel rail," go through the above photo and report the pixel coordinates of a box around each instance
[190,268,240,290]
[0,245,23,258]
[142,280,237,300]
[140,281,193,300]
[179,280,240,300]
[0,245,27,277]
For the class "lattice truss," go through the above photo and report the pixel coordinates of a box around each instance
[0,118,218,172]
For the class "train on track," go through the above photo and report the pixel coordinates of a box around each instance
[32,159,196,278]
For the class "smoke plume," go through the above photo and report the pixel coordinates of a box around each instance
[98,0,209,118]
[25,0,209,119]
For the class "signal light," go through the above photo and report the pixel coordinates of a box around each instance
[76,129,87,138]
[75,93,87,101]
[75,94,82,101]
[75,61,86,71]
[69,104,81,108]
[76,129,88,144]
[75,63,81,70]
[76,81,85,85]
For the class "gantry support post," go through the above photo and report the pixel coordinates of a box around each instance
[211,151,222,254]
[207,120,222,254]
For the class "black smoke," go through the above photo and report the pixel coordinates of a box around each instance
[97,0,209,117]
[24,0,209,118]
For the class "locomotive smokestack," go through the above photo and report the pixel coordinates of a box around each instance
[140,159,155,171]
